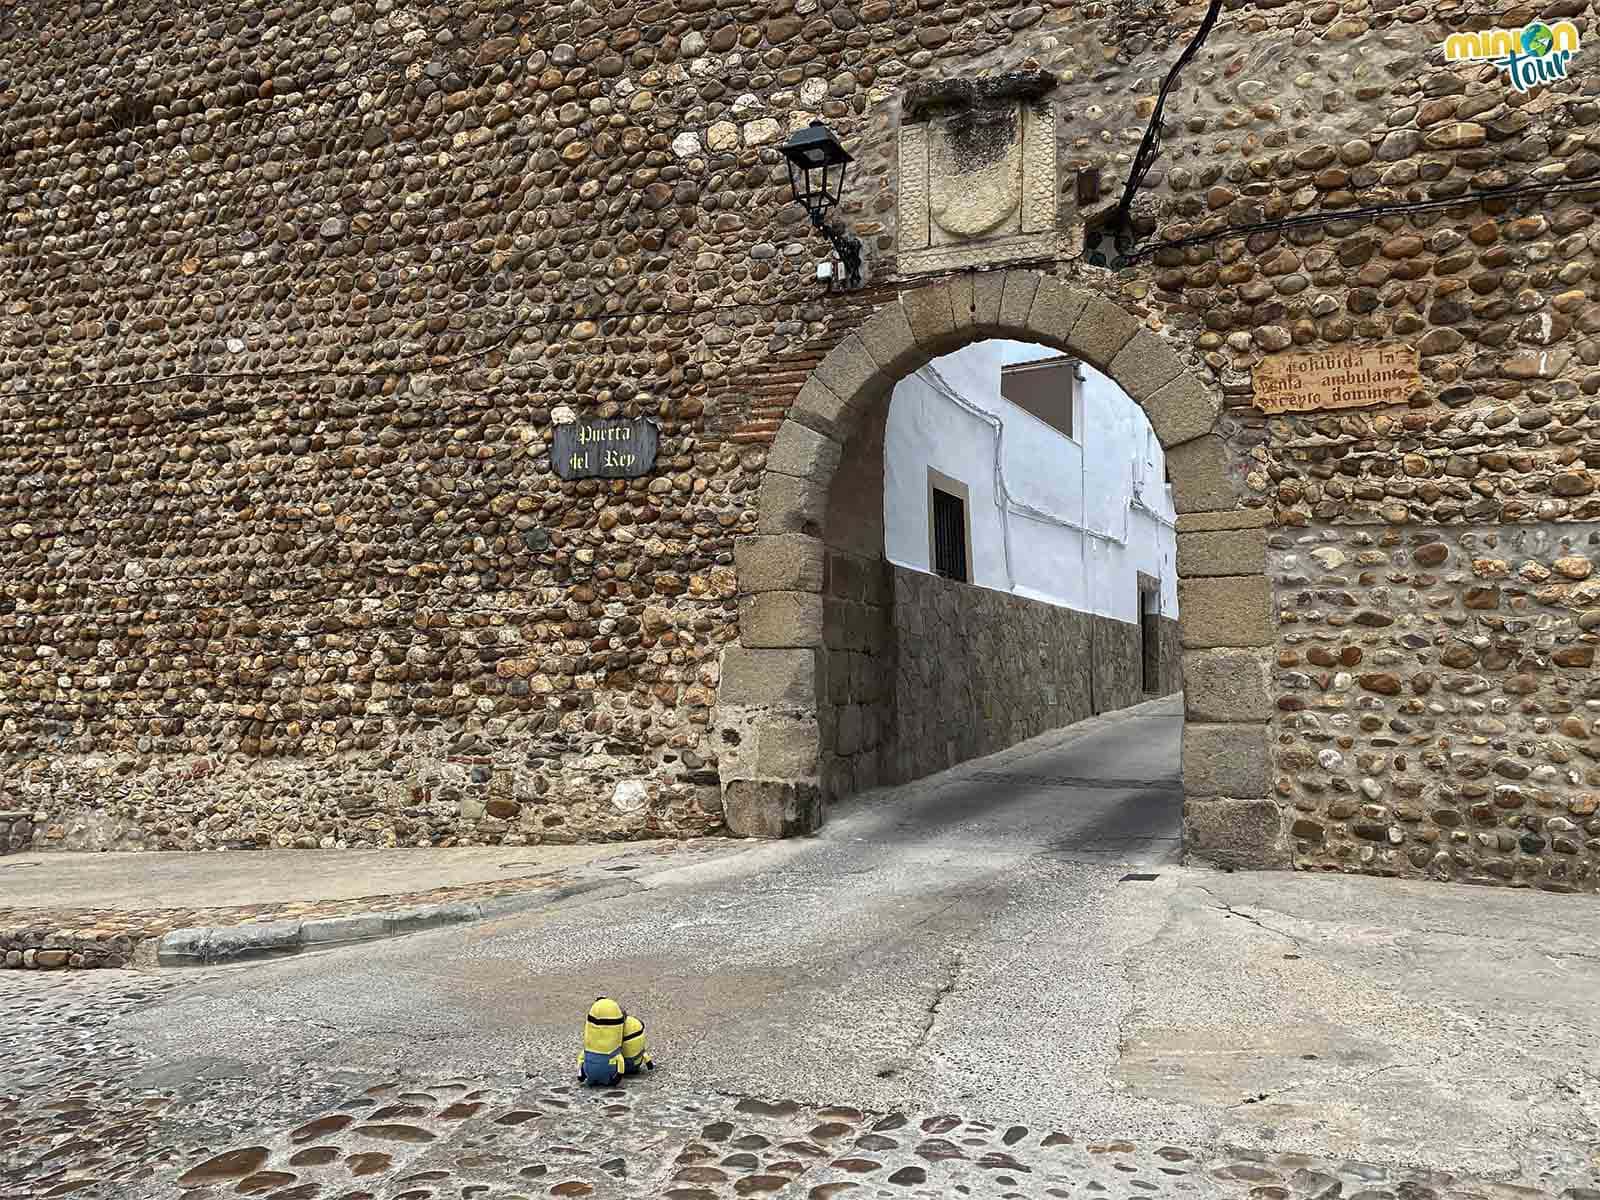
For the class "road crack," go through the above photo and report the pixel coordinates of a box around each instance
[908,949,964,1055]
[1228,1053,1447,1111]
[1196,885,1303,948]
[878,949,966,1080]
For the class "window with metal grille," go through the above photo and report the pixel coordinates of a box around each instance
[931,487,968,582]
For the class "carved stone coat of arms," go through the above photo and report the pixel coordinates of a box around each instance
[898,71,1058,273]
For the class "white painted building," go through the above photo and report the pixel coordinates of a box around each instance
[883,339,1178,631]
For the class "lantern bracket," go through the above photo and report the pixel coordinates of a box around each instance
[779,120,863,290]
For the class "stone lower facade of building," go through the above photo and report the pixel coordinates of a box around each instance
[886,566,1180,786]
[18,739,729,853]
[18,563,1177,854]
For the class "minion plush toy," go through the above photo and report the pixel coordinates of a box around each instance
[578,997,627,1086]
[621,1014,654,1075]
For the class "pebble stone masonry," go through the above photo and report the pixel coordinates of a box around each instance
[2,0,1599,889]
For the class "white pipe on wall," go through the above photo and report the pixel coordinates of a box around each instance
[921,361,1128,548]
[917,359,1178,621]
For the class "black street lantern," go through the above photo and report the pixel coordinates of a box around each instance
[780,120,852,226]
[780,120,863,289]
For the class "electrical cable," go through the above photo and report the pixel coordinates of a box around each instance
[4,69,1595,402]
[7,0,1570,397]
[1102,0,1225,256]
[1121,169,1600,262]
[1092,0,1594,264]
[0,154,1589,407]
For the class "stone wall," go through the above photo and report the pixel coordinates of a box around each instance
[2,930,132,970]
[1273,524,1600,891]
[0,811,34,856]
[820,414,894,805]
[4,0,1600,880]
[819,548,894,804]
[885,566,1180,785]
[1156,610,1184,706]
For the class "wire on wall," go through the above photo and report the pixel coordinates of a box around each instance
[3,165,1598,409]
[1121,170,1600,263]
[1091,0,1226,266]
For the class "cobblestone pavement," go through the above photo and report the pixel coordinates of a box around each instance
[6,971,1596,1200]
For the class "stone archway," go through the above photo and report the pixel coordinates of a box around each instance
[718,269,1283,871]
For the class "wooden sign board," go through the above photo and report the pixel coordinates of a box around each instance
[1253,344,1420,414]
[552,418,659,480]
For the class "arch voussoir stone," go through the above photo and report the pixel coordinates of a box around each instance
[1144,372,1223,450]
[857,301,921,378]
[997,271,1042,332]
[1185,800,1292,871]
[724,780,824,839]
[972,271,1009,332]
[1183,647,1273,724]
[900,280,960,351]
[1066,295,1142,372]
[735,535,827,594]
[1177,573,1274,649]
[1023,276,1091,347]
[768,420,843,486]
[739,590,825,649]
[788,375,858,443]
[757,471,828,536]
[1177,525,1266,578]
[948,274,976,329]
[1107,328,1185,404]
[1166,435,1236,514]
[1183,722,1270,798]
[813,333,889,407]
[719,645,824,709]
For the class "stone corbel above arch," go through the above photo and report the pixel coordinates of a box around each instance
[898,70,1058,274]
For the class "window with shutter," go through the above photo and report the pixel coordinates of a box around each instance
[999,354,1077,439]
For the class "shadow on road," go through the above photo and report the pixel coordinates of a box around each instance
[820,696,1184,863]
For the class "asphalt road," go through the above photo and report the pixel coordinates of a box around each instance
[118,698,1185,1106]
[111,694,1600,1183]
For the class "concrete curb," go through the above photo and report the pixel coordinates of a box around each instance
[153,877,635,967]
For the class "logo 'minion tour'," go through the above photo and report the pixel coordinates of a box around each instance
[1444,21,1581,93]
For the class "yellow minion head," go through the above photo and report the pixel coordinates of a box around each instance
[584,997,626,1055]
[621,1014,649,1069]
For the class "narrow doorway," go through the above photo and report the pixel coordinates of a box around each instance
[1139,579,1161,695]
